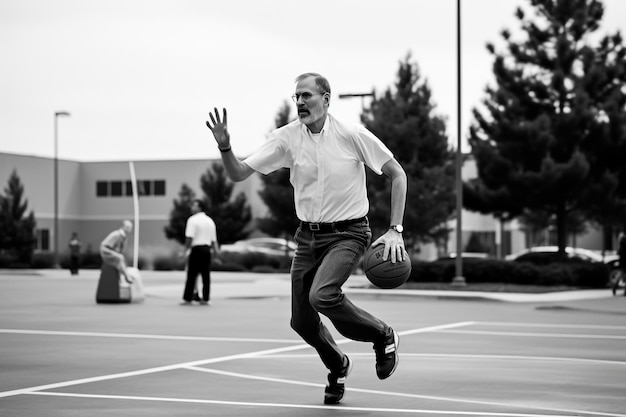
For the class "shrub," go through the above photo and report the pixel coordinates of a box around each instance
[153,254,185,271]
[216,251,291,271]
[251,265,280,273]
[408,257,609,288]
[212,262,247,272]
[30,253,55,268]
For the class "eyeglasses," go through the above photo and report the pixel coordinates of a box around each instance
[291,92,324,103]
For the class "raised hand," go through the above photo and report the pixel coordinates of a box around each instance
[205,107,230,150]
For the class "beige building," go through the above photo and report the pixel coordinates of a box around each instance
[0,152,266,265]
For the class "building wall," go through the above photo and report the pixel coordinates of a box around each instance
[0,153,267,262]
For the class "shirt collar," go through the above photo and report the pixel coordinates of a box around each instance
[300,113,331,135]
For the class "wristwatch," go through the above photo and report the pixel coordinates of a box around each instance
[390,224,404,233]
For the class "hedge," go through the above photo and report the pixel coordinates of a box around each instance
[408,257,610,288]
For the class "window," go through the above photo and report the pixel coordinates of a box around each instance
[36,229,50,251]
[111,181,123,197]
[139,180,152,196]
[96,181,108,197]
[154,180,165,196]
[125,180,133,196]
[96,179,167,198]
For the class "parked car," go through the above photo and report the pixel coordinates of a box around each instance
[220,237,296,258]
[505,246,618,268]
[441,252,489,260]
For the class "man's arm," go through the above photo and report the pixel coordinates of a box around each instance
[371,158,408,263]
[206,107,255,182]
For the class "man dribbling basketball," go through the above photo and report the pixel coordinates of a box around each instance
[205,72,408,405]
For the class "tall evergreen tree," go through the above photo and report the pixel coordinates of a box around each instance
[257,100,299,237]
[466,0,626,254]
[163,183,196,245]
[362,53,456,248]
[200,163,251,244]
[0,170,37,263]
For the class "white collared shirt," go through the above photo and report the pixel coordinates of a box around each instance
[244,114,393,223]
[185,212,218,247]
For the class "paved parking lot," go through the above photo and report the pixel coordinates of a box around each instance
[1,269,625,416]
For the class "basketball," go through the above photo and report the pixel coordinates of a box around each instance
[363,245,412,289]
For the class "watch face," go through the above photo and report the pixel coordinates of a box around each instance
[394,225,404,233]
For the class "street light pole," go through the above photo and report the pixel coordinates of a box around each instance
[338,91,375,111]
[54,111,70,269]
[451,0,466,286]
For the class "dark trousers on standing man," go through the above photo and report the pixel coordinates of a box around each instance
[183,245,212,302]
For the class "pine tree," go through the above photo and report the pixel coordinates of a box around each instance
[362,53,456,247]
[200,163,251,244]
[257,100,299,237]
[0,170,37,263]
[466,0,626,253]
[163,183,196,245]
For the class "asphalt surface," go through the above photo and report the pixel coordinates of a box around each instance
[0,269,624,416]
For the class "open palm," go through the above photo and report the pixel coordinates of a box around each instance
[206,107,230,149]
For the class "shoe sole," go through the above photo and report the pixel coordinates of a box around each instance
[379,330,399,380]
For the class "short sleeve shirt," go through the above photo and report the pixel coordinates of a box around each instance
[185,212,218,247]
[100,229,126,253]
[244,114,393,223]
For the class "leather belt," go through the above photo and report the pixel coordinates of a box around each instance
[300,217,366,233]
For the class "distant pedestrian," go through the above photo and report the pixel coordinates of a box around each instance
[180,199,219,305]
[100,220,134,285]
[68,232,82,275]
[613,228,626,296]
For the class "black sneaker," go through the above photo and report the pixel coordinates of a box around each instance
[324,355,352,405]
[374,328,399,380]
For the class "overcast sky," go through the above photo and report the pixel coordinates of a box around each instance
[2,0,626,162]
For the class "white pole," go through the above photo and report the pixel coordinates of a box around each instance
[129,161,139,268]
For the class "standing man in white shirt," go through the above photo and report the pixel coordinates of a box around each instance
[205,72,408,405]
[181,199,219,306]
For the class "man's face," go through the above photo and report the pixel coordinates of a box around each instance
[191,201,200,214]
[295,76,328,128]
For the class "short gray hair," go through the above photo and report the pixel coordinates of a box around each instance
[295,72,331,95]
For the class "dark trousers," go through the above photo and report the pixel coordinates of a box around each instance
[290,217,388,373]
[70,255,80,275]
[183,245,212,301]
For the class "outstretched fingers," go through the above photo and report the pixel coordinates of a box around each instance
[206,108,228,131]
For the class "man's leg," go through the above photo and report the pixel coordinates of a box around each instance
[183,249,198,302]
[290,228,345,373]
[312,241,388,341]
[308,222,399,380]
[199,247,212,302]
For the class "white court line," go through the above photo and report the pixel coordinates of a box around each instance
[0,342,312,399]
[395,353,626,366]
[437,330,626,340]
[0,328,299,344]
[245,352,626,367]
[26,391,586,417]
[0,321,473,399]
[183,366,624,417]
[477,322,626,330]
[0,322,476,343]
